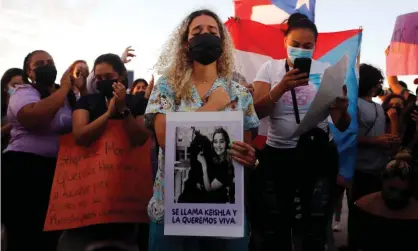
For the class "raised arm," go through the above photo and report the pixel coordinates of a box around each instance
[113,82,149,146]
[14,72,72,130]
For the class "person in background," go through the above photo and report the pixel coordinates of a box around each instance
[251,13,350,251]
[145,9,259,251]
[1,68,26,150]
[131,75,155,99]
[131,78,148,94]
[381,94,405,137]
[347,63,401,250]
[385,46,417,192]
[0,67,26,251]
[2,50,76,251]
[351,160,418,251]
[68,59,89,99]
[57,53,150,251]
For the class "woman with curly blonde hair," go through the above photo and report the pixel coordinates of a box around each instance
[145,9,259,251]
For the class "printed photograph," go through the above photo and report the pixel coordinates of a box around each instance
[173,126,235,204]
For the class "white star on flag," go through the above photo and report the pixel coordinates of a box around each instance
[295,0,310,10]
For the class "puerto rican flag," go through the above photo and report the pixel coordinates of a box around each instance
[226,15,362,180]
[234,0,316,25]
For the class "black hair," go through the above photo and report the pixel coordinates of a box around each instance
[381,94,405,111]
[212,127,231,162]
[212,127,234,203]
[93,53,128,88]
[1,68,26,115]
[69,60,88,76]
[398,81,408,89]
[131,78,148,91]
[284,13,318,41]
[382,161,413,185]
[358,63,384,98]
[23,50,76,109]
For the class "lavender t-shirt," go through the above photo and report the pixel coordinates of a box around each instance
[4,84,73,157]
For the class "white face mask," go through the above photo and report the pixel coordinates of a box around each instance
[8,87,16,96]
[286,45,314,64]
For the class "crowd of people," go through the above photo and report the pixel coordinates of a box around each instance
[1,8,417,251]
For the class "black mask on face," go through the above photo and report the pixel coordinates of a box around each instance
[381,187,411,210]
[34,65,57,86]
[374,87,384,97]
[96,79,116,99]
[135,91,146,97]
[188,33,223,65]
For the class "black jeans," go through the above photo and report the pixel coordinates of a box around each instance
[250,142,339,251]
[2,151,61,251]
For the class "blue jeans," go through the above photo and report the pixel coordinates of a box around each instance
[148,220,249,251]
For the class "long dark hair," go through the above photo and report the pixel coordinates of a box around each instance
[381,94,405,111]
[283,13,318,41]
[23,50,76,109]
[1,68,26,115]
[212,127,231,163]
[93,53,128,88]
[188,131,215,182]
[358,63,384,98]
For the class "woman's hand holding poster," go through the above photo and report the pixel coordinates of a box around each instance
[44,120,153,231]
[164,112,244,237]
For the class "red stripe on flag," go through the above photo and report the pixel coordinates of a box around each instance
[234,0,272,20]
[225,19,362,60]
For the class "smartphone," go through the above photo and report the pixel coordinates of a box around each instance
[294,58,312,78]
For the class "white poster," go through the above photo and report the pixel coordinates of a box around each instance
[291,55,349,138]
[164,111,245,238]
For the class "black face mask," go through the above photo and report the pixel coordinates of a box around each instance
[188,33,223,65]
[374,87,384,97]
[96,79,116,99]
[34,65,57,86]
[381,188,411,210]
[135,91,146,97]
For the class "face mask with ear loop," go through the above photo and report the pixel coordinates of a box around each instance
[286,45,314,64]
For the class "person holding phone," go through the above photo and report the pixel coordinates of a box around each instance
[251,13,351,251]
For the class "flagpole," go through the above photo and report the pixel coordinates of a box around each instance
[356,26,363,69]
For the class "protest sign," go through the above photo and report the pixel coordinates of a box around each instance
[44,120,153,231]
[387,11,418,76]
[164,112,245,237]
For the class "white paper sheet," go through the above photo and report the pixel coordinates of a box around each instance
[291,55,349,138]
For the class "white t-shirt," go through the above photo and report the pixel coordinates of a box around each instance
[254,58,333,148]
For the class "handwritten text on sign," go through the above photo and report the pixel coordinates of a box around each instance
[44,120,153,231]
[172,208,237,225]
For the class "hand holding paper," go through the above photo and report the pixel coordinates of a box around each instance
[291,55,349,138]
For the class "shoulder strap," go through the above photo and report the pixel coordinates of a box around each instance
[285,61,301,124]
[363,102,378,136]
